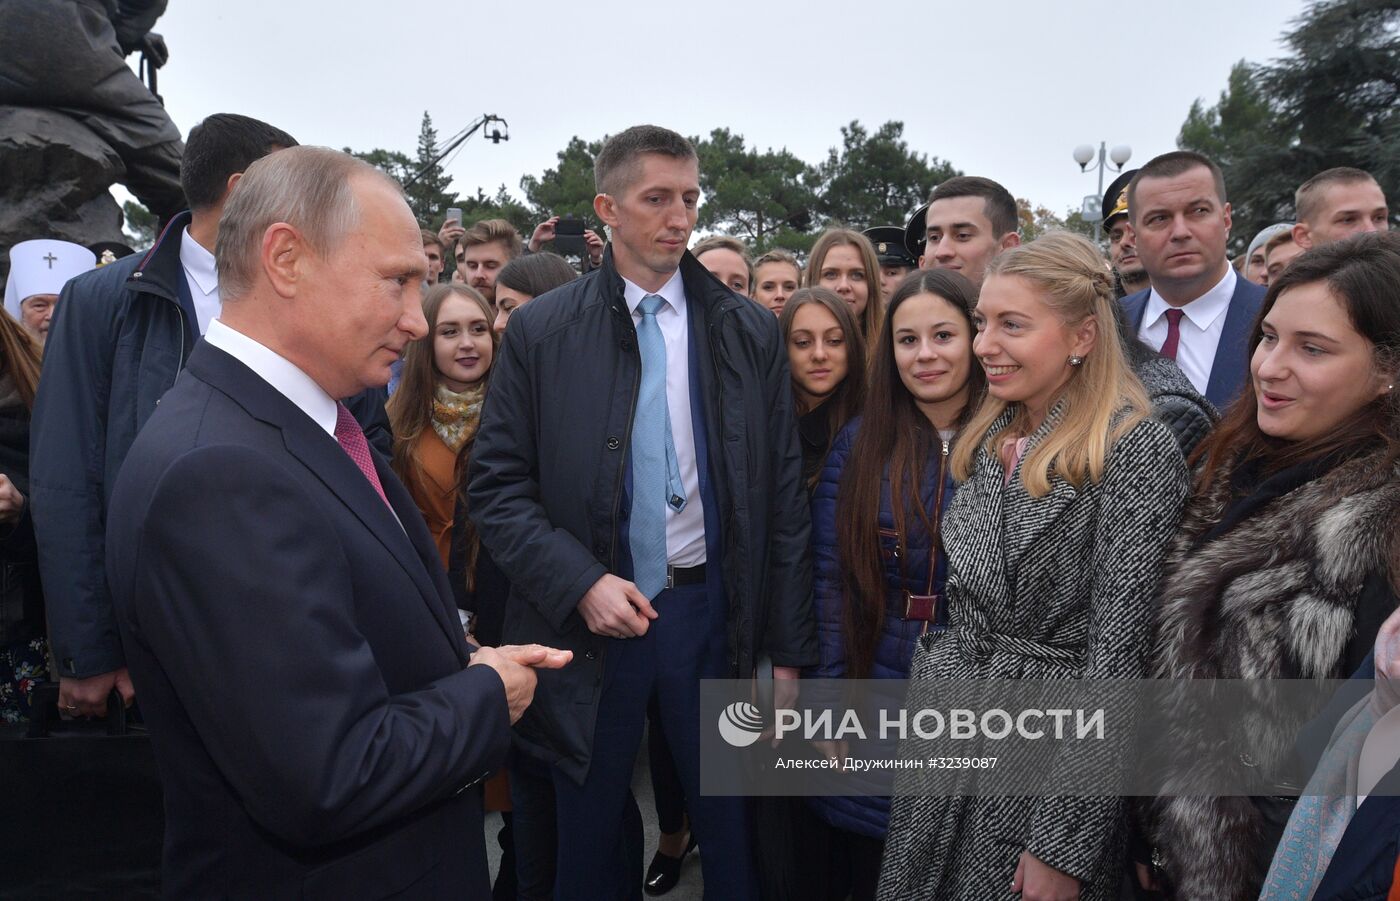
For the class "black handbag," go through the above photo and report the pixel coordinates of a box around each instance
[0,683,163,899]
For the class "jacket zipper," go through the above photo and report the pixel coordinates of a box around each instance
[920,438,950,635]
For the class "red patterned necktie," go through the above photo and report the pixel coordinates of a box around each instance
[1159,308,1185,361]
[334,402,390,507]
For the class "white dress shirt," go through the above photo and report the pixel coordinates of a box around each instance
[1138,265,1236,397]
[622,270,706,567]
[179,228,221,336]
[204,319,338,437]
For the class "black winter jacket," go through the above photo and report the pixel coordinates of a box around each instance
[468,248,816,784]
[30,214,391,678]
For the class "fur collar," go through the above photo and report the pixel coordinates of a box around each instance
[1154,450,1400,681]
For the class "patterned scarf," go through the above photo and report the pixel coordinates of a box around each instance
[431,382,486,453]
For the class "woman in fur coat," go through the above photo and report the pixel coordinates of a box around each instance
[878,233,1189,901]
[1147,232,1400,900]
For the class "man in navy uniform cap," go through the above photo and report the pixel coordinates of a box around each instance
[1102,168,1147,297]
[863,225,918,299]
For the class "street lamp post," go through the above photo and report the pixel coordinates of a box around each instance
[1073,142,1132,243]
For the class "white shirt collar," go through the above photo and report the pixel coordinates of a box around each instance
[180,227,219,297]
[622,269,686,317]
[1145,264,1236,331]
[203,319,339,437]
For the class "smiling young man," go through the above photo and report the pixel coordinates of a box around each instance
[1120,150,1266,409]
[469,125,814,900]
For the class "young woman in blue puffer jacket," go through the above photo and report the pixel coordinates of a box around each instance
[802,269,985,901]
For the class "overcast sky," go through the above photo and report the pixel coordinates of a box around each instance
[132,0,1309,229]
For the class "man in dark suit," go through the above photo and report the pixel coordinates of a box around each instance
[469,125,816,900]
[1119,150,1267,410]
[105,146,568,898]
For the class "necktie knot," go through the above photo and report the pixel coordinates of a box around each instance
[639,295,666,318]
[1165,308,1185,325]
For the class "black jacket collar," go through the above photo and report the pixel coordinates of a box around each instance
[125,209,193,302]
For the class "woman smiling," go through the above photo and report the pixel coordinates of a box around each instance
[803,270,983,901]
[878,233,1189,901]
[1147,232,1400,900]
[387,283,495,564]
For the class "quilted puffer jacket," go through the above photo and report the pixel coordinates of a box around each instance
[804,417,954,838]
[1134,355,1217,459]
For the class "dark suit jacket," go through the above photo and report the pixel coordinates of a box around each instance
[105,342,511,899]
[1120,274,1267,410]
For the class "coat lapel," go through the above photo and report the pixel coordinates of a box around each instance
[992,404,1080,584]
[1120,288,1149,333]
[1205,278,1265,409]
[942,410,1015,613]
[187,344,463,656]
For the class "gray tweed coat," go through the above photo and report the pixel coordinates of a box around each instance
[877,406,1189,901]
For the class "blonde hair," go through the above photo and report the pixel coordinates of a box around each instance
[951,231,1150,497]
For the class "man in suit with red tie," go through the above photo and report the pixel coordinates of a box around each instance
[105,146,569,898]
[1119,150,1267,411]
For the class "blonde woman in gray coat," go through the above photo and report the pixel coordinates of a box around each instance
[877,233,1190,901]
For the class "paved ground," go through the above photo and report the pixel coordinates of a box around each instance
[485,725,705,900]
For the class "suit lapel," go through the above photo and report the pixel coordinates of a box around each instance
[1206,279,1263,409]
[188,344,463,657]
[1120,289,1149,333]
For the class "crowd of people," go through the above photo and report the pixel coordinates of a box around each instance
[1,112,1397,901]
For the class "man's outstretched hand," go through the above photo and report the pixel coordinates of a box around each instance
[469,644,572,723]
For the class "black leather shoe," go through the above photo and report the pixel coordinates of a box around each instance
[643,834,697,896]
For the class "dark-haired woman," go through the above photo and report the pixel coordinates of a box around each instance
[0,307,46,721]
[780,287,867,489]
[1148,232,1400,901]
[492,252,579,338]
[803,269,984,901]
[879,233,1189,901]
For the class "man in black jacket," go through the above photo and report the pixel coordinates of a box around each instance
[469,125,816,900]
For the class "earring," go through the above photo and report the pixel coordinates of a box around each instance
[1068,355,1084,367]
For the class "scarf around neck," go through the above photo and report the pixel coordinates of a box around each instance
[431,381,486,453]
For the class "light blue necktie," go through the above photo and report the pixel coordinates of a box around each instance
[630,295,687,599]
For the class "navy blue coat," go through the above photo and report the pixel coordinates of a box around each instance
[30,214,390,679]
[467,248,815,785]
[805,418,954,838]
[1120,274,1266,411]
[106,343,509,898]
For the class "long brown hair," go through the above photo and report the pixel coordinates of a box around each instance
[778,288,866,481]
[950,232,1150,497]
[1192,231,1400,490]
[0,308,41,409]
[387,283,494,486]
[805,229,884,347]
[835,269,983,678]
